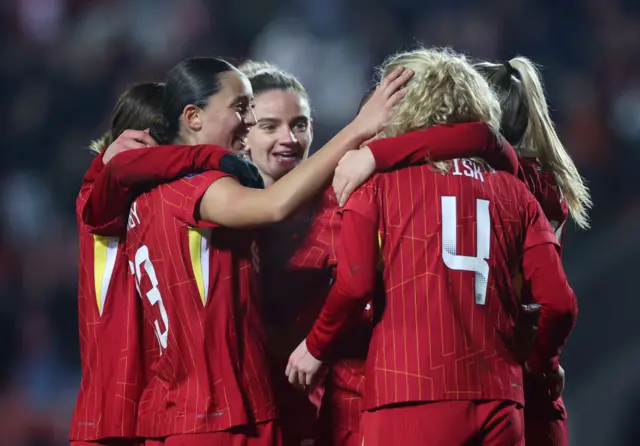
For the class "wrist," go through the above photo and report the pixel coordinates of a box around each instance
[305,333,329,362]
[347,117,376,141]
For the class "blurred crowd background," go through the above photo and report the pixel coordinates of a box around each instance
[0,0,638,444]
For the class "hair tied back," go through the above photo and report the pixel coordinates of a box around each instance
[253,68,279,77]
[504,61,521,80]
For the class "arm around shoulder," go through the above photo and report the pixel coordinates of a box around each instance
[198,177,285,228]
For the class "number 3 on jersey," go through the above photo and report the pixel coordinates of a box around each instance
[441,196,490,305]
[129,246,170,354]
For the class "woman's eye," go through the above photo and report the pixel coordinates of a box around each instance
[261,125,275,132]
[294,122,308,131]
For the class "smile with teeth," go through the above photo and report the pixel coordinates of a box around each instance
[273,152,300,161]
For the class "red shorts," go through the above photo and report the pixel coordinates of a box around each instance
[71,440,141,446]
[316,427,362,446]
[524,374,569,446]
[316,360,365,446]
[143,421,281,446]
[361,401,524,446]
[270,360,317,445]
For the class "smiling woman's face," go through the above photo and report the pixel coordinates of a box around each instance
[244,89,312,187]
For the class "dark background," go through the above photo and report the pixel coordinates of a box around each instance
[0,0,638,444]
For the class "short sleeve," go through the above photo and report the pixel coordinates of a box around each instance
[164,171,232,228]
[340,177,378,224]
[523,196,560,251]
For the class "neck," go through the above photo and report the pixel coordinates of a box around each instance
[174,130,199,146]
[260,170,277,188]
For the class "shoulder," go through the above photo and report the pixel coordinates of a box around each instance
[517,157,566,223]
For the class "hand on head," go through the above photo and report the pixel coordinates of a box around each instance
[102,129,157,164]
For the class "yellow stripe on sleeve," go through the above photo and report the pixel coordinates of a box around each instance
[188,228,211,306]
[93,235,119,315]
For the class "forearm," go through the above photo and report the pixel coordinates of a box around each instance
[523,243,578,372]
[305,285,371,361]
[305,210,378,360]
[106,144,230,187]
[369,123,518,174]
[84,145,232,234]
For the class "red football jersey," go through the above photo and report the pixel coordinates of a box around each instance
[260,188,371,441]
[308,159,563,410]
[125,171,276,437]
[260,188,341,342]
[518,157,570,419]
[70,155,144,441]
[517,157,569,249]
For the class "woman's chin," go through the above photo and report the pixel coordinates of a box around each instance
[230,138,246,154]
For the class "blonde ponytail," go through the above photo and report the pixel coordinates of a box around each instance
[509,57,592,229]
[88,132,112,154]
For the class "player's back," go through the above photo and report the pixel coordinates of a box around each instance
[125,172,276,437]
[365,158,546,410]
[71,163,144,441]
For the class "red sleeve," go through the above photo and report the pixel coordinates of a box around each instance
[305,185,379,361]
[164,170,232,228]
[522,242,578,373]
[523,199,560,251]
[369,122,519,175]
[77,152,107,206]
[82,144,231,236]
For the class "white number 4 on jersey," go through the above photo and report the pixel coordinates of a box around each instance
[441,196,491,305]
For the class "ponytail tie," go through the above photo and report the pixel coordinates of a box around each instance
[504,61,520,79]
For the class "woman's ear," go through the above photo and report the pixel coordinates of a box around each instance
[182,104,203,132]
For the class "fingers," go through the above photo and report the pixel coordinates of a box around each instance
[120,141,149,151]
[138,131,157,147]
[383,71,413,100]
[378,66,405,91]
[297,370,307,390]
[332,175,346,204]
[305,369,314,387]
[121,129,157,147]
[285,358,293,377]
[338,182,355,207]
[387,86,409,106]
[287,365,297,385]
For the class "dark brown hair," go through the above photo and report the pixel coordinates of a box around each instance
[151,57,237,144]
[90,82,165,153]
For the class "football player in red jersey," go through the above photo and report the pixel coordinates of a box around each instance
[474,57,591,446]
[331,56,591,446]
[72,83,245,446]
[288,47,578,446]
[238,61,524,446]
[86,57,412,446]
[237,61,323,446]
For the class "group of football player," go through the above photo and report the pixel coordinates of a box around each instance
[70,46,586,446]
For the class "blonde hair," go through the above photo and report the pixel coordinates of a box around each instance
[378,47,502,138]
[89,132,112,154]
[475,57,592,229]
